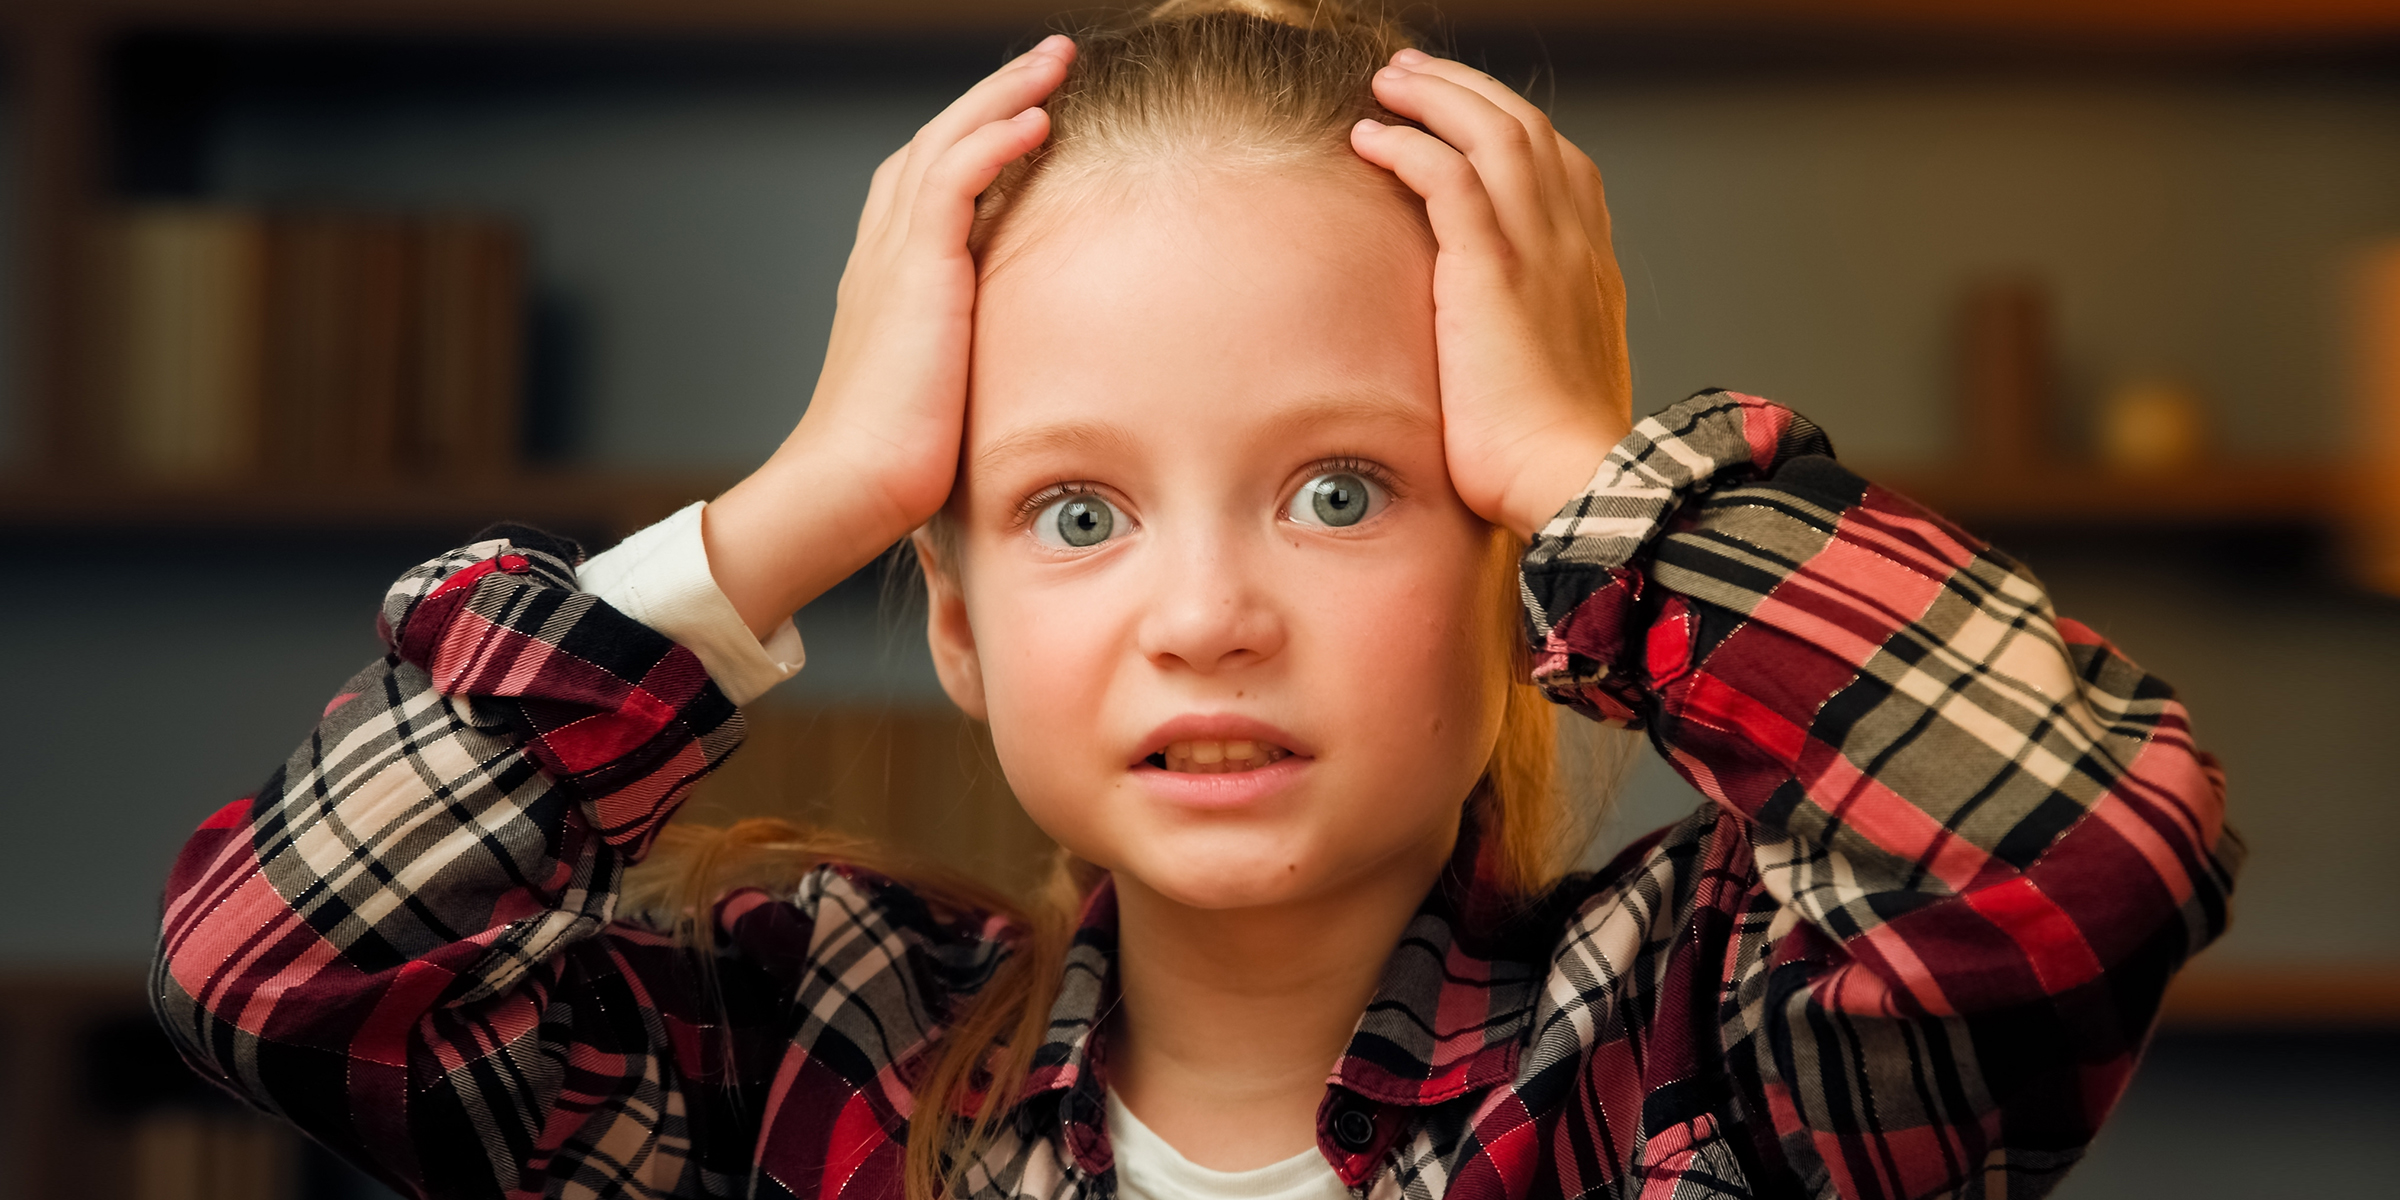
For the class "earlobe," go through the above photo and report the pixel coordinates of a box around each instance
[916,533,989,721]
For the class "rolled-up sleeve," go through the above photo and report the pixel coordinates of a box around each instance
[579,501,806,706]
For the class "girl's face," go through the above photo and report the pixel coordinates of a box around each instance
[929,165,1515,912]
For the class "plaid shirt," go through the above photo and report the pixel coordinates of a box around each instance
[152,392,2239,1200]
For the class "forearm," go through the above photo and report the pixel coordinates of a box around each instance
[1524,391,2238,990]
[1536,392,2239,1196]
[153,529,744,1175]
[703,438,927,640]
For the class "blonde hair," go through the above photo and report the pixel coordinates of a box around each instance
[971,0,1419,251]
[629,4,1596,1197]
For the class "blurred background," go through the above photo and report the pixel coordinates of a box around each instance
[2,0,2398,1196]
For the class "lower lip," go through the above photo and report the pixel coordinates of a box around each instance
[1130,754,1311,810]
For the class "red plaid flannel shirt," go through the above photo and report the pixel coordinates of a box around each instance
[152,392,2240,1200]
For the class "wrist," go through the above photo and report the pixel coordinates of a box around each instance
[704,441,924,638]
[1497,428,1617,542]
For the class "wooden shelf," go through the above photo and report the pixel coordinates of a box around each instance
[2160,962,2400,1029]
[1863,460,2351,528]
[0,469,735,540]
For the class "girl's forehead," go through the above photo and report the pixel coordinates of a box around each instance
[968,168,1438,445]
[966,387,1442,490]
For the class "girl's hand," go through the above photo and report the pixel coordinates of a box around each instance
[1350,50,1632,541]
[704,36,1074,635]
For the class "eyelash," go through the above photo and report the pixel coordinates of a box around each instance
[1009,458,1403,529]
[1296,456,1401,501]
[1014,480,1108,528]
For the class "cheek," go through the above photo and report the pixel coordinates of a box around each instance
[1293,527,1516,797]
[956,559,1130,841]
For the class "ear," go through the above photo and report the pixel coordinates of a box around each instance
[915,531,989,721]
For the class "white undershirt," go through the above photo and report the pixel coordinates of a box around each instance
[1106,1092,1351,1200]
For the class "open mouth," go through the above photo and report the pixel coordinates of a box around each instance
[1144,739,1294,775]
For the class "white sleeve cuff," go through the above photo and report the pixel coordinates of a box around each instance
[577,501,803,706]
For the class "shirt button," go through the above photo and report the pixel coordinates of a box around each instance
[1331,1102,1377,1152]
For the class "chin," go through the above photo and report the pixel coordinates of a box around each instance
[1104,823,1411,912]
[1125,860,1324,910]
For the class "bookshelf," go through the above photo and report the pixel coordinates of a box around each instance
[6,1,2399,536]
[6,1,2397,539]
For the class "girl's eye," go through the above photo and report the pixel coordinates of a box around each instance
[1287,471,1385,529]
[1032,493,1124,549]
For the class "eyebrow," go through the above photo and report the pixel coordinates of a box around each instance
[973,390,1440,479]
[973,419,1148,478]
[1255,390,1442,444]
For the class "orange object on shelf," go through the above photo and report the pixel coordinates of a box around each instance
[2353,243,2400,597]
[2097,378,2212,476]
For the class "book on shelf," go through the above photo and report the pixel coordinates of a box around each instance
[414,215,527,476]
[260,212,410,482]
[91,204,528,488]
[91,207,269,482]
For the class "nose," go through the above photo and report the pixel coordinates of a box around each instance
[1133,528,1287,675]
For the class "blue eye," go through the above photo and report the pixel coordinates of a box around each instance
[1287,471,1384,528]
[1033,493,1124,548]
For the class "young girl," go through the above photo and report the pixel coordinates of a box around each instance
[151,4,2240,1199]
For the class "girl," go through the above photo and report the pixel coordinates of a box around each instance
[152,3,2239,1199]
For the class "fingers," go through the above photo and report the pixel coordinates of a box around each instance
[1371,66,1551,237]
[1364,51,1622,292]
[919,34,1074,148]
[1387,50,1569,187]
[1349,119,1509,262]
[896,36,1074,203]
[908,108,1052,250]
[854,36,1070,261]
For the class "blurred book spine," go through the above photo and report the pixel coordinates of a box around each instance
[94,204,526,486]
[94,207,268,482]
[260,213,410,482]
[412,215,528,478]
[1956,276,2054,471]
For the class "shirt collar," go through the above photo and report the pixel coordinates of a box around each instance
[1015,821,1548,1180]
[1015,879,1120,1177]
[1325,884,1541,1108]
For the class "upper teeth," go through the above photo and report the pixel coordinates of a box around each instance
[1162,739,1288,774]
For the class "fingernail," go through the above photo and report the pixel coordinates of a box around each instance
[1356,118,1386,132]
[1379,65,1410,80]
[1017,106,1045,122]
[1393,48,1429,65]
